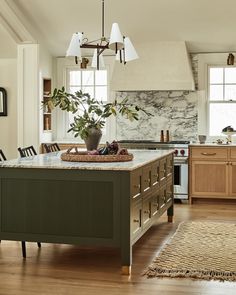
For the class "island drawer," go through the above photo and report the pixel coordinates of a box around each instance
[142,194,152,229]
[130,169,142,201]
[190,147,227,160]
[142,165,152,194]
[131,200,142,240]
[151,160,160,187]
[159,158,167,186]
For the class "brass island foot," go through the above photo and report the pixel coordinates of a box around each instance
[168,215,173,223]
[121,265,131,275]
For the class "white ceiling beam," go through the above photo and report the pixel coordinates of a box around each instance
[0,0,36,43]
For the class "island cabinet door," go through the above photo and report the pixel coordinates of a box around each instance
[159,186,166,209]
[166,154,173,181]
[142,194,152,229]
[131,200,142,240]
[159,158,167,186]
[229,161,236,197]
[142,165,152,194]
[151,190,159,218]
[166,179,173,204]
[130,169,142,202]
[191,160,228,196]
[151,161,160,188]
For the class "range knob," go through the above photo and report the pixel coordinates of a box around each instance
[180,149,185,156]
[174,149,178,156]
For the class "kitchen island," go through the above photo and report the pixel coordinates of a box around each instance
[0,149,174,275]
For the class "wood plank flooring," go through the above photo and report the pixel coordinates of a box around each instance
[0,203,236,295]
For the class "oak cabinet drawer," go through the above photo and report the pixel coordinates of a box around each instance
[142,165,152,193]
[191,147,227,160]
[131,169,142,201]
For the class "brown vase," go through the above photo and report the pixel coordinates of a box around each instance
[84,128,102,151]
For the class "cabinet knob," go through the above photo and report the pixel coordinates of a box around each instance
[133,219,139,223]
[144,179,150,183]
[144,210,150,214]
[153,203,158,207]
[134,184,140,189]
[153,173,158,177]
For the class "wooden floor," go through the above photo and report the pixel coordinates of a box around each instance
[0,203,236,295]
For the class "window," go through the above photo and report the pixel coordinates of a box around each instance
[65,68,108,140]
[208,66,236,136]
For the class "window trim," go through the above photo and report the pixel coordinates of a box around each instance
[207,65,236,138]
[54,57,114,143]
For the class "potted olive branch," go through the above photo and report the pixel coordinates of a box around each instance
[44,87,152,150]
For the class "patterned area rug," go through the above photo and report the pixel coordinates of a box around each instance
[145,221,236,281]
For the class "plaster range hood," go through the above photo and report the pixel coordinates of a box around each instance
[110,41,195,91]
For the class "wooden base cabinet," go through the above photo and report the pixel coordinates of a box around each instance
[189,146,236,202]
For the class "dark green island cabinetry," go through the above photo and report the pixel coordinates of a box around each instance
[0,150,174,275]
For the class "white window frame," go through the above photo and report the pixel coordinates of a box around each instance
[54,57,115,143]
[207,65,236,138]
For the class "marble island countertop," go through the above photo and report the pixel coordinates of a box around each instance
[0,149,174,171]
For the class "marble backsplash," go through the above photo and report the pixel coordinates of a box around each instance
[116,91,198,142]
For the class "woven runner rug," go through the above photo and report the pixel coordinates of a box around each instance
[145,221,236,281]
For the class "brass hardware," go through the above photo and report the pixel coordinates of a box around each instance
[134,184,140,189]
[201,152,216,156]
[144,210,150,214]
[153,203,158,207]
[133,219,139,223]
[153,174,158,177]
[144,179,150,183]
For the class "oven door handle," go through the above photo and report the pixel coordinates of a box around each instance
[174,157,188,165]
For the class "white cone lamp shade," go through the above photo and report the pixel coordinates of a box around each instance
[66,32,83,58]
[109,23,124,51]
[116,37,139,62]
[91,49,105,68]
[123,37,138,62]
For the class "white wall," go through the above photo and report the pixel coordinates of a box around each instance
[39,44,54,143]
[0,58,17,159]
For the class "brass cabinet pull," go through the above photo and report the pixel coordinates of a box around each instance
[153,203,158,207]
[134,184,140,189]
[133,219,139,223]
[153,174,158,177]
[201,152,216,156]
[144,210,150,214]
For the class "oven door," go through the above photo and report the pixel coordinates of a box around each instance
[173,157,188,199]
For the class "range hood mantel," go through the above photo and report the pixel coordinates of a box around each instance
[111,41,195,91]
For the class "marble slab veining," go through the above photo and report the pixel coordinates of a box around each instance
[116,90,198,142]
[0,150,173,171]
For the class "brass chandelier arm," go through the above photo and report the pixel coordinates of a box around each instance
[80,44,109,49]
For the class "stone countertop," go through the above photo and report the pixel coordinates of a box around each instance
[189,143,236,147]
[0,149,174,171]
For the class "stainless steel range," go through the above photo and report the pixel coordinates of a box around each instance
[118,140,189,200]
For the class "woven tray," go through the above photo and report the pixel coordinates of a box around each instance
[61,147,133,162]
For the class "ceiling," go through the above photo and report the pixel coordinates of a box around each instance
[11,0,236,56]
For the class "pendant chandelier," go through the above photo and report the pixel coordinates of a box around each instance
[66,0,139,70]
